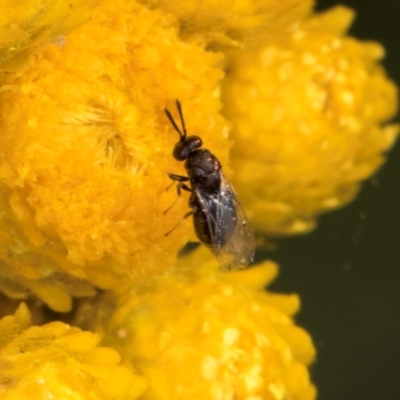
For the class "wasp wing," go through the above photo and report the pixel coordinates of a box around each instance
[193,172,255,270]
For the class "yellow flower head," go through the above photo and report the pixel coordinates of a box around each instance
[0,303,148,399]
[223,6,399,236]
[0,0,229,310]
[78,254,316,400]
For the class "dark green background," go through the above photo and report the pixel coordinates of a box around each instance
[264,1,400,399]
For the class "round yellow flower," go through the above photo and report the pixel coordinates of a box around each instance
[0,0,228,310]
[78,254,316,400]
[0,303,148,400]
[223,6,399,236]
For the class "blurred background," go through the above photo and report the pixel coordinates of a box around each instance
[265,1,400,399]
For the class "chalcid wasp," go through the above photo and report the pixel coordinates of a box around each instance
[164,100,255,270]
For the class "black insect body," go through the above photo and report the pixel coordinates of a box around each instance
[186,149,235,249]
[164,100,255,269]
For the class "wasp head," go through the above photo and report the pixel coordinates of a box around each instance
[173,135,202,161]
[164,100,203,161]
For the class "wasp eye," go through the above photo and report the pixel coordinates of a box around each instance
[173,135,202,161]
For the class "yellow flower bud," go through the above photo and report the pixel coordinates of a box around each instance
[223,6,399,236]
[80,256,316,400]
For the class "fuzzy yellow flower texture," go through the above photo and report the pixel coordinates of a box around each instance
[0,0,397,399]
[76,253,316,400]
[0,303,148,399]
[223,6,398,236]
[0,0,228,309]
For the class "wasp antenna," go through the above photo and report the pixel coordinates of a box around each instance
[175,99,187,140]
[164,107,184,139]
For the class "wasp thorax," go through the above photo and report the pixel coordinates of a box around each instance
[173,135,202,161]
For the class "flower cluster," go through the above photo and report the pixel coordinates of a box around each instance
[0,0,397,398]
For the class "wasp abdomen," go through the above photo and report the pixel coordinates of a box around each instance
[191,193,237,249]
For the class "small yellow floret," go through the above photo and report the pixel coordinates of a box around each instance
[0,303,148,399]
[223,6,399,236]
[80,257,316,400]
[0,0,228,309]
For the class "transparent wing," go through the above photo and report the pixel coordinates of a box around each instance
[194,172,255,270]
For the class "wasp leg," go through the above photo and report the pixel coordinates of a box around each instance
[167,173,191,194]
[167,172,189,182]
[166,172,188,190]
[164,209,193,237]
[164,173,192,215]
[163,196,180,215]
